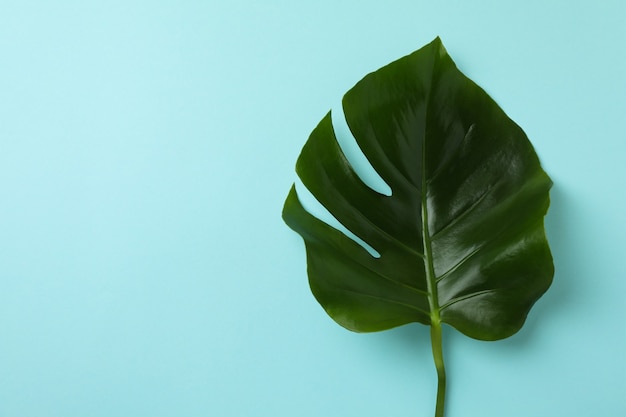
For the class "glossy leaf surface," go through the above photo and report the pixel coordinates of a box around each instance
[283,38,553,342]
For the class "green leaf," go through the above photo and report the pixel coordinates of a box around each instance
[282,37,553,416]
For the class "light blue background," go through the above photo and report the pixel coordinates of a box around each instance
[1,1,625,416]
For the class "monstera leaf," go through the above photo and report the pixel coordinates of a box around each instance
[282,37,553,417]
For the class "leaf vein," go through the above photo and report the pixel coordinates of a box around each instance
[427,123,476,185]
[430,183,493,241]
[439,289,499,311]
[337,196,426,260]
[435,244,484,284]
[333,288,431,318]
[347,256,429,297]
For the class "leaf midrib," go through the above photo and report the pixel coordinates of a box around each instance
[420,63,442,325]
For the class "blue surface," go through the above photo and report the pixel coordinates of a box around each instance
[1,1,625,416]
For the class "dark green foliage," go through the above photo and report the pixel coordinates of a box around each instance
[282,38,553,416]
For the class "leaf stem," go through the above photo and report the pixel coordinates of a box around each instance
[430,320,446,417]
[420,114,446,417]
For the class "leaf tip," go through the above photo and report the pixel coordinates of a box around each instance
[430,36,448,57]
